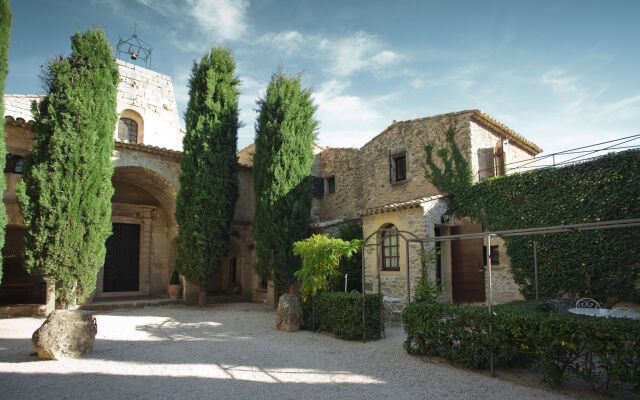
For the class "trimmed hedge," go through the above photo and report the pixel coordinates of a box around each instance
[301,292,383,340]
[402,301,640,392]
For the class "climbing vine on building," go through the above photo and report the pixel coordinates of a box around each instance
[425,126,640,302]
[423,123,473,211]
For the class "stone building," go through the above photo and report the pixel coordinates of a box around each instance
[0,60,259,315]
[1,59,543,315]
[310,110,542,305]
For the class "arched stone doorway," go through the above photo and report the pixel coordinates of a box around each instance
[206,238,250,301]
[94,165,178,300]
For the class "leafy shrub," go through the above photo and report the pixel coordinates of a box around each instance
[402,301,640,392]
[301,292,383,340]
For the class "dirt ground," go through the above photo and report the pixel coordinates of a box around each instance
[0,303,626,399]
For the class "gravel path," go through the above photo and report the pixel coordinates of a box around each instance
[0,303,589,399]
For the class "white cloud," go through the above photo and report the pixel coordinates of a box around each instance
[190,0,249,41]
[311,79,389,148]
[134,0,249,42]
[257,31,305,55]
[258,30,401,78]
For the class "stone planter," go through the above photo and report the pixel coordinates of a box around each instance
[167,284,182,300]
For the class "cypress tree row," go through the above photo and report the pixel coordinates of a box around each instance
[252,69,317,298]
[0,0,12,283]
[175,46,240,306]
[16,29,119,307]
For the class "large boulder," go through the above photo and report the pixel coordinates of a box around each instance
[32,310,98,360]
[276,294,302,332]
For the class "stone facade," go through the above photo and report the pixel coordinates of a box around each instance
[2,58,541,311]
[1,60,262,312]
[312,110,541,305]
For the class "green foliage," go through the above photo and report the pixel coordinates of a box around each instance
[0,0,11,283]
[252,68,317,294]
[455,151,640,302]
[301,291,383,340]
[424,122,640,302]
[293,234,362,301]
[336,221,364,292]
[414,248,443,303]
[16,29,119,306]
[423,122,473,210]
[402,301,640,392]
[175,46,240,286]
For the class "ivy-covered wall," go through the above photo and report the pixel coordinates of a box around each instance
[455,150,640,303]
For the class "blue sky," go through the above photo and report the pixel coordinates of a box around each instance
[5,0,640,155]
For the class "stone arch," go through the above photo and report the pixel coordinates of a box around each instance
[95,165,179,299]
[206,236,250,298]
[118,109,145,144]
[114,150,180,190]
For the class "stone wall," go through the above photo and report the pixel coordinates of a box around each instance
[316,112,474,222]
[469,120,533,180]
[115,60,183,151]
[361,198,448,299]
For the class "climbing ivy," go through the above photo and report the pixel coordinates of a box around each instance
[425,127,640,302]
[423,123,473,210]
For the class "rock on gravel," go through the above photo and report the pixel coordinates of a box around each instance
[31,310,97,360]
[276,294,302,332]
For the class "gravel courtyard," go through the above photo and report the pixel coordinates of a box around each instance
[0,303,598,399]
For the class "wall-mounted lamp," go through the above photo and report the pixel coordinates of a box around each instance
[441,209,452,224]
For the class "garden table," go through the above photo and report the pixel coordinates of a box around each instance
[568,308,640,319]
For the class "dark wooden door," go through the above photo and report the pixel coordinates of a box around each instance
[103,223,140,292]
[451,224,485,303]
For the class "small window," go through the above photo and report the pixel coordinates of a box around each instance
[311,176,324,195]
[230,257,237,283]
[260,276,268,290]
[326,176,335,194]
[118,117,138,144]
[381,224,400,271]
[483,245,500,266]
[4,154,24,174]
[390,152,407,183]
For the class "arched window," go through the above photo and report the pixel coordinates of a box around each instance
[381,224,399,271]
[118,117,138,144]
[230,257,237,283]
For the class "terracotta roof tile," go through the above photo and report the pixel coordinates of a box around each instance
[358,194,449,216]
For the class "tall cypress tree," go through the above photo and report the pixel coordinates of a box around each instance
[0,0,12,283]
[252,69,317,299]
[16,29,119,307]
[175,46,240,306]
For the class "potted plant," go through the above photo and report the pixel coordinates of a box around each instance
[168,270,182,299]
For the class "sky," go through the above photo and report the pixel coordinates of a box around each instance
[4,0,640,155]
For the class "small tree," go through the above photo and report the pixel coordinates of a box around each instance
[293,234,362,301]
[0,0,11,283]
[16,29,119,307]
[252,68,317,299]
[174,46,240,306]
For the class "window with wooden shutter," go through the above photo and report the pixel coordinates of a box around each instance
[390,152,407,183]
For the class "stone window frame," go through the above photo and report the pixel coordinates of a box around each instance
[326,176,335,194]
[390,151,407,183]
[381,224,400,271]
[117,109,144,144]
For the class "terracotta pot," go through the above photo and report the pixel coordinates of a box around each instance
[168,284,182,300]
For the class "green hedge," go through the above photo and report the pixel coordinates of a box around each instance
[402,301,640,392]
[455,150,640,302]
[301,292,383,340]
